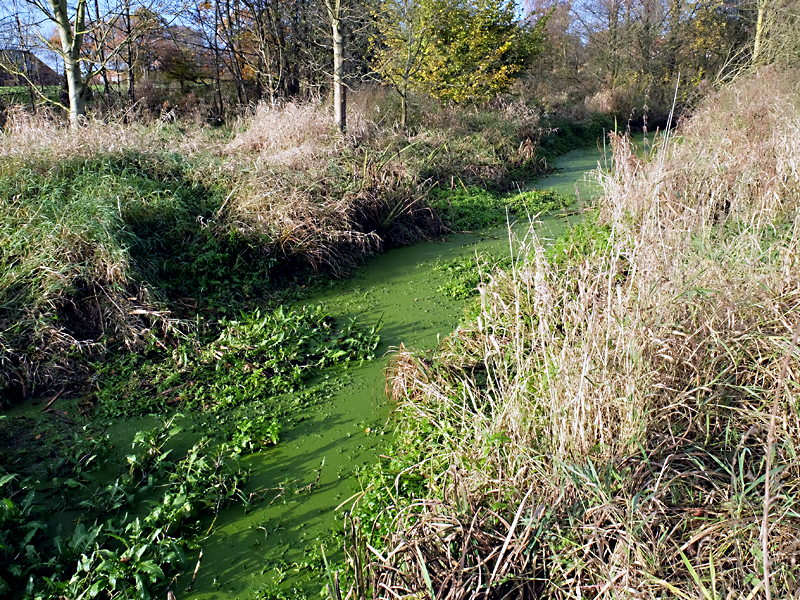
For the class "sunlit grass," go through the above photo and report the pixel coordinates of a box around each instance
[358,68,800,598]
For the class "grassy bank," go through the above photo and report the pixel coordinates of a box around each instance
[0,92,574,597]
[351,68,800,598]
[0,95,567,402]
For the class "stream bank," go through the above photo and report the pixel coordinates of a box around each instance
[0,144,604,600]
[185,144,605,598]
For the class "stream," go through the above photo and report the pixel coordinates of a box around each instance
[0,145,605,599]
[183,144,606,599]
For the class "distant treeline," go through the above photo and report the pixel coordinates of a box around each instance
[1,0,797,126]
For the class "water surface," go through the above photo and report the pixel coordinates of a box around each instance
[181,143,606,598]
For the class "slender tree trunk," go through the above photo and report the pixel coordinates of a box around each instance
[222,0,248,106]
[14,15,37,113]
[327,0,346,132]
[607,0,620,81]
[400,90,407,130]
[214,2,225,119]
[64,54,86,125]
[126,1,135,105]
[753,0,767,63]
[94,0,111,97]
[666,0,681,79]
[48,0,87,128]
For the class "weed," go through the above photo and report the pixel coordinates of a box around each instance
[434,253,511,300]
[229,415,281,454]
[353,69,800,598]
[544,214,612,270]
[0,415,254,599]
[432,185,569,231]
[94,305,380,417]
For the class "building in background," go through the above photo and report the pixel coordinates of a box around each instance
[0,49,60,86]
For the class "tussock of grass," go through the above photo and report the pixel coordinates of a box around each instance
[0,149,277,398]
[0,105,214,167]
[360,68,800,598]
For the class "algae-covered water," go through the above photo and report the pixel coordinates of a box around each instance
[182,145,606,598]
[1,145,604,599]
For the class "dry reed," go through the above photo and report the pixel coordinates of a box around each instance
[367,68,800,599]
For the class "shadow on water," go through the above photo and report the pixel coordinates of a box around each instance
[184,144,606,599]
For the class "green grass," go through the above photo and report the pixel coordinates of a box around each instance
[0,85,61,107]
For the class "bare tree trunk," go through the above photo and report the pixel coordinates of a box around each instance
[327,0,346,132]
[65,55,87,125]
[13,14,37,113]
[126,0,135,105]
[221,0,248,107]
[214,2,225,119]
[48,0,87,127]
[94,0,111,97]
[400,90,407,130]
[753,0,767,63]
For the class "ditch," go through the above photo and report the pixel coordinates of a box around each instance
[0,144,605,600]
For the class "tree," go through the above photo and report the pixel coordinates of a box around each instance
[22,0,107,126]
[751,0,800,66]
[0,3,48,111]
[3,0,182,127]
[372,0,540,128]
[521,0,591,114]
[326,0,346,131]
[418,0,546,103]
[567,0,749,122]
[371,0,435,128]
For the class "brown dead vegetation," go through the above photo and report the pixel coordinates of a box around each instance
[368,68,800,599]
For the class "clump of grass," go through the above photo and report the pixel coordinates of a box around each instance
[0,105,215,167]
[225,102,344,165]
[0,149,283,398]
[354,68,800,598]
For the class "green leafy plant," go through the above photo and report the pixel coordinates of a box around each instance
[434,252,511,300]
[432,185,568,231]
[0,473,46,594]
[229,416,281,454]
[94,306,382,416]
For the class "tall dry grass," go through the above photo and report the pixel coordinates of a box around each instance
[0,105,219,166]
[366,68,800,598]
